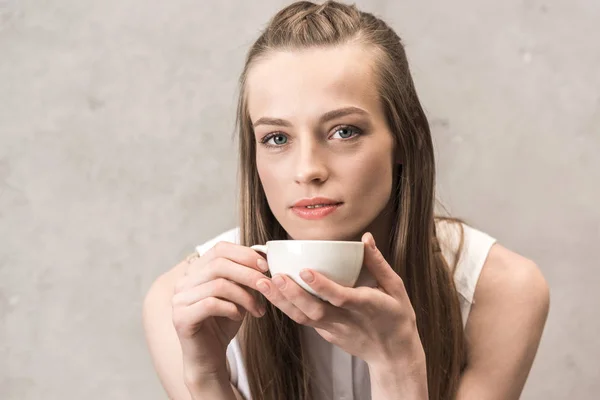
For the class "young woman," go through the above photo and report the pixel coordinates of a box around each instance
[143,1,550,399]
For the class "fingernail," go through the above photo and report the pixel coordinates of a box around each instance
[257,280,270,295]
[369,233,377,249]
[300,269,314,283]
[272,275,286,290]
[257,258,269,272]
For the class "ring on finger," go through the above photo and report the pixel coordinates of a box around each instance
[185,251,200,264]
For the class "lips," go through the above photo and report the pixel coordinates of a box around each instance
[292,197,342,208]
[291,197,343,220]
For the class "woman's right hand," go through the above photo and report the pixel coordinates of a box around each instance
[171,241,269,387]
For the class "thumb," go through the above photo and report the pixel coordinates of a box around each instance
[361,232,402,297]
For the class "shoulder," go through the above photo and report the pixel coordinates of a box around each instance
[141,255,192,399]
[435,219,496,305]
[195,227,241,256]
[457,242,550,397]
[144,227,241,316]
[142,248,239,399]
[145,227,240,294]
[473,243,550,322]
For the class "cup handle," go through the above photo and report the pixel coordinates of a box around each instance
[250,244,267,255]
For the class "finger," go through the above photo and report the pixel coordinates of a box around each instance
[361,232,405,299]
[297,272,392,335]
[173,297,243,336]
[299,269,360,310]
[255,277,314,327]
[200,241,269,273]
[272,274,338,328]
[172,278,265,318]
[178,257,268,293]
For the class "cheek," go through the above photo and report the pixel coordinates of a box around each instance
[256,158,285,204]
[344,154,393,219]
[345,150,393,202]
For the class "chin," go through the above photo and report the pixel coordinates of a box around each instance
[284,223,362,242]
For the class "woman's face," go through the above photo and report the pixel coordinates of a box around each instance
[246,44,397,241]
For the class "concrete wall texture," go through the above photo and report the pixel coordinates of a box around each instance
[1,0,598,399]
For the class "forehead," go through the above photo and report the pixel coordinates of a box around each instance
[246,44,381,121]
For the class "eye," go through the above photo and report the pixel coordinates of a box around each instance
[331,125,361,140]
[261,133,288,147]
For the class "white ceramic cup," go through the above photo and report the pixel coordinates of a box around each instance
[251,240,365,300]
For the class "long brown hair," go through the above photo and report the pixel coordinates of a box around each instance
[235,1,465,399]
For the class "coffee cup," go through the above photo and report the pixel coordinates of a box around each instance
[251,240,364,300]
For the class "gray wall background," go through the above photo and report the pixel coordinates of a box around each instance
[1,0,598,399]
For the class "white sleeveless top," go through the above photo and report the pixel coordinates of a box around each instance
[195,221,496,400]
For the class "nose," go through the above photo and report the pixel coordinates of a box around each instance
[294,139,329,185]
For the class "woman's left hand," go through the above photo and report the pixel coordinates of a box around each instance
[255,232,426,369]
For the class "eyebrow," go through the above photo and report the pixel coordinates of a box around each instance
[252,106,369,128]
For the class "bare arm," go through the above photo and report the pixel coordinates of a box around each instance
[142,257,245,400]
[456,244,550,399]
